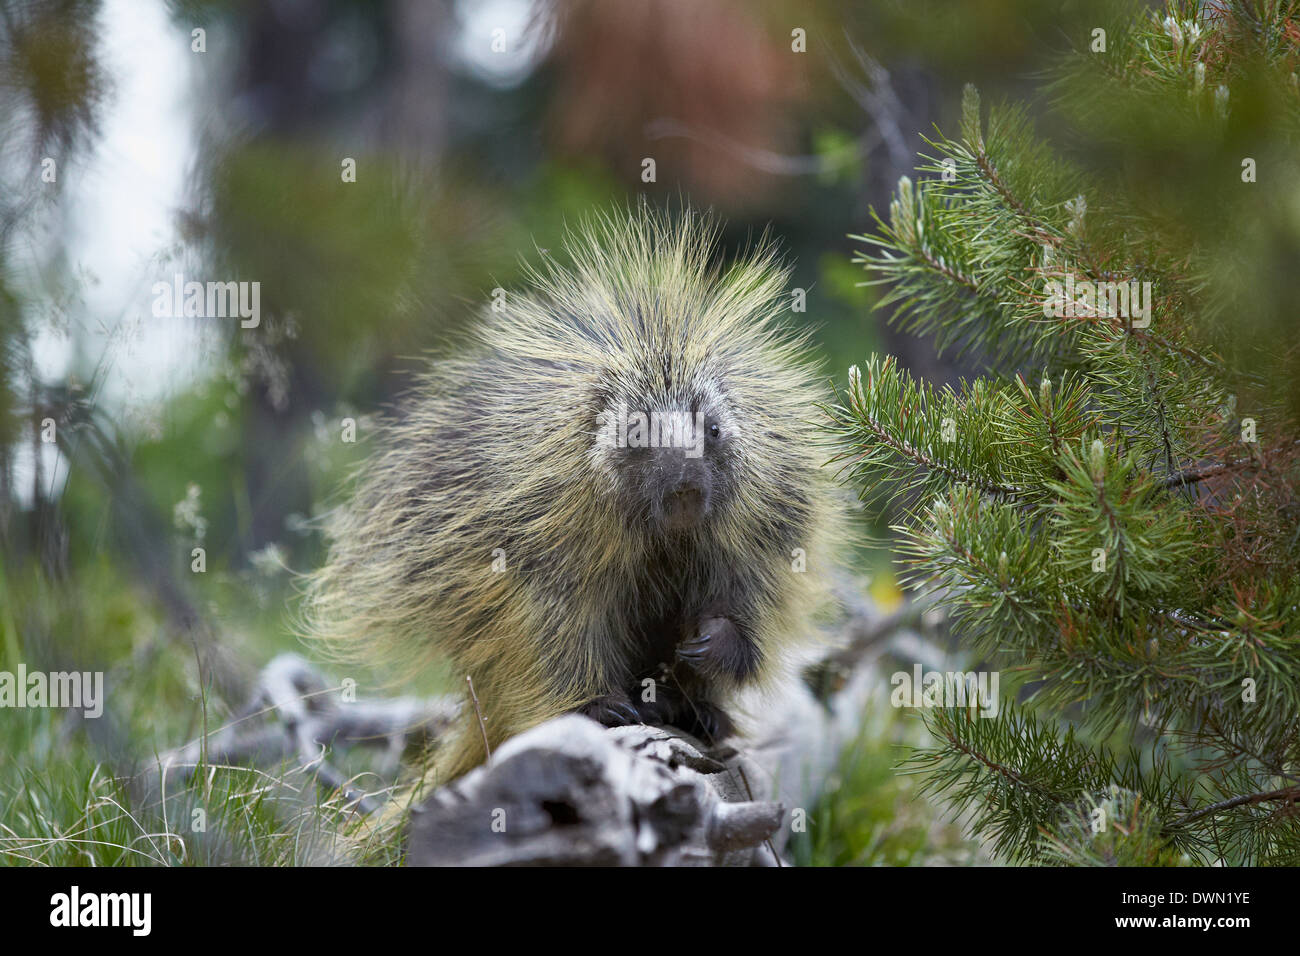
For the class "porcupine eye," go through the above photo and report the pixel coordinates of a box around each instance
[708,423,720,438]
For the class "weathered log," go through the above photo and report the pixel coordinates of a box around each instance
[150,653,459,813]
[407,715,785,866]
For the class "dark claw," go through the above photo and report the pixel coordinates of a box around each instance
[614,699,640,723]
[577,693,643,728]
[684,701,734,743]
[676,634,711,663]
[675,616,758,681]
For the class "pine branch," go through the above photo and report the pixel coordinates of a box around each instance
[1172,785,1300,828]
[824,355,1035,507]
[847,405,1025,499]
[1161,454,1259,489]
[1161,439,1300,490]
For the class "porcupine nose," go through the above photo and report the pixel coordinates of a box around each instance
[659,454,710,530]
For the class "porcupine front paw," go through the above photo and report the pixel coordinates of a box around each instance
[640,680,735,742]
[577,692,651,728]
[681,699,735,743]
[675,615,760,682]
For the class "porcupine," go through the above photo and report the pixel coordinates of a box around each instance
[303,208,848,786]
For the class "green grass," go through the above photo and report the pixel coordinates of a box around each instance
[790,703,991,867]
[1,559,980,866]
[0,560,411,866]
[0,658,412,866]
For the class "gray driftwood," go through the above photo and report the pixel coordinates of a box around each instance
[407,715,785,866]
[150,653,460,814]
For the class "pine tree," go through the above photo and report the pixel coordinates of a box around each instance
[827,0,1300,865]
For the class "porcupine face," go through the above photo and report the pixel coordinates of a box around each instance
[594,376,738,534]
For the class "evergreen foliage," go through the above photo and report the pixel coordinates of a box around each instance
[829,0,1300,864]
